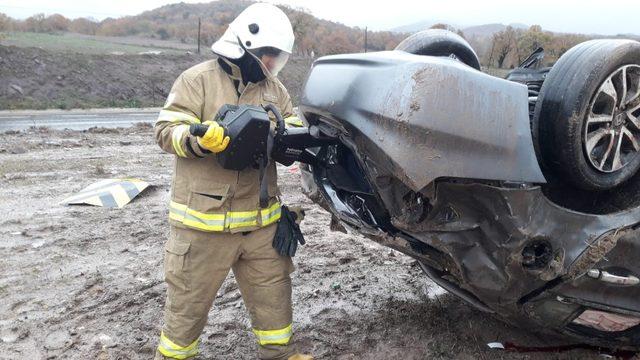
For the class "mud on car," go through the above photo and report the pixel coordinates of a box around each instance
[294,30,640,347]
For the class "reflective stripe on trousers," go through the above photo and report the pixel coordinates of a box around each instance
[169,200,281,232]
[157,332,199,359]
[253,323,293,346]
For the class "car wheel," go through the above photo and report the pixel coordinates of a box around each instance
[395,29,481,71]
[534,39,640,191]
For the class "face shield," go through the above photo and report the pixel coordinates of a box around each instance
[247,46,290,77]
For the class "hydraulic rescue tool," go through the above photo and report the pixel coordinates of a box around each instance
[189,103,327,171]
[189,104,329,256]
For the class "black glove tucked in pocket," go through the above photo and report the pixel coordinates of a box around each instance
[273,205,306,257]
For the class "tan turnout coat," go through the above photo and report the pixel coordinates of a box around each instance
[154,58,294,233]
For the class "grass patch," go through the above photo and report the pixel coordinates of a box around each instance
[0,32,186,55]
[0,97,155,110]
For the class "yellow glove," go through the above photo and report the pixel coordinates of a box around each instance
[284,115,304,128]
[197,121,230,153]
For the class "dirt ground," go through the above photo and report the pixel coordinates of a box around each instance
[0,45,313,110]
[0,126,618,359]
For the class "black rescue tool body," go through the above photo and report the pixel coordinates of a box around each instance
[189,104,271,171]
[188,104,332,170]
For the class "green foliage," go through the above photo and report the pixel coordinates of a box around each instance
[55,100,69,110]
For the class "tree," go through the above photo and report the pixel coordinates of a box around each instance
[96,17,141,37]
[23,13,46,32]
[324,31,354,55]
[287,8,314,56]
[548,33,587,60]
[156,28,170,40]
[199,22,223,46]
[430,23,466,39]
[430,23,453,31]
[20,13,70,33]
[517,25,552,61]
[43,14,70,32]
[489,26,518,68]
[0,12,15,32]
[69,18,98,35]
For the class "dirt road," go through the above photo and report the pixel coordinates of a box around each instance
[0,108,158,132]
[0,126,606,359]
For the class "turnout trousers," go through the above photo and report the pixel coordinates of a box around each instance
[157,224,295,359]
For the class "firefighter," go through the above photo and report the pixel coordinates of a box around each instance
[153,3,311,360]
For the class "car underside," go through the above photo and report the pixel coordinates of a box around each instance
[293,31,640,347]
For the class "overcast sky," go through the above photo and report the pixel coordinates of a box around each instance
[1,0,638,35]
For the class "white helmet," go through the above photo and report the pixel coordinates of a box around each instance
[211,3,294,76]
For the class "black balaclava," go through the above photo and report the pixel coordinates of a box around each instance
[219,51,266,87]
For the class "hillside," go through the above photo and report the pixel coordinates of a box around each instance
[4,0,640,111]
[0,0,407,56]
[391,21,527,37]
[462,23,528,38]
[0,45,313,110]
[392,19,444,34]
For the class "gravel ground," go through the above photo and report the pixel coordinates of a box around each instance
[0,126,610,359]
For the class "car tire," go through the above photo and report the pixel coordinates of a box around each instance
[395,29,481,71]
[534,39,640,191]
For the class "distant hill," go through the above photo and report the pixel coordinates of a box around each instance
[0,0,408,56]
[89,0,407,56]
[391,20,458,34]
[463,23,528,38]
[4,2,639,71]
[393,19,640,40]
[392,21,529,38]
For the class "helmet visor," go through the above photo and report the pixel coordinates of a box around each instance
[248,47,290,77]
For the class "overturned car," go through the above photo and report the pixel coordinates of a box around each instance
[294,30,640,347]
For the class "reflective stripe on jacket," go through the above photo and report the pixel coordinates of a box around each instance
[155,59,294,233]
[169,200,282,232]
